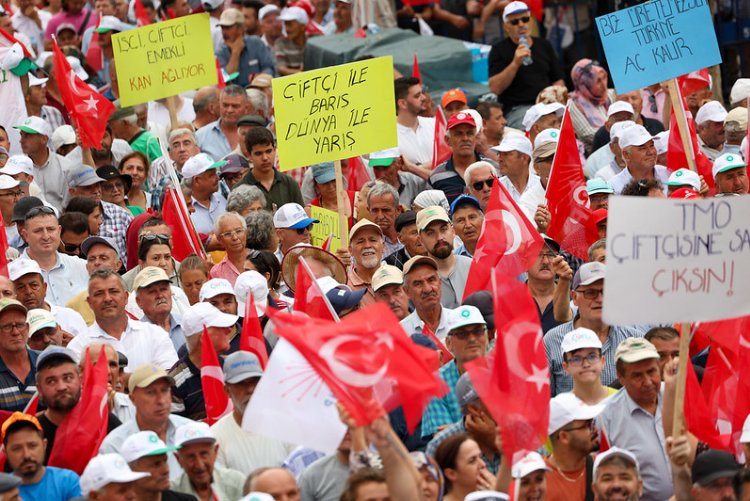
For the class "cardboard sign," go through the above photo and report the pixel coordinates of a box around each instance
[309,205,347,252]
[595,1,721,93]
[603,196,750,325]
[113,14,217,107]
[272,56,398,171]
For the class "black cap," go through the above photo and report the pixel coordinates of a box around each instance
[691,449,739,486]
[12,196,43,223]
[541,234,561,254]
[222,154,250,174]
[325,286,367,315]
[96,165,132,193]
[117,351,128,368]
[237,115,267,127]
[463,291,495,334]
[395,211,418,232]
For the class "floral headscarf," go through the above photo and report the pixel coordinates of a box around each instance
[571,58,611,128]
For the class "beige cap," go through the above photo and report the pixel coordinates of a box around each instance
[615,337,659,364]
[0,298,27,316]
[250,73,273,88]
[27,308,57,337]
[402,255,438,276]
[725,106,748,132]
[533,141,557,162]
[133,266,171,290]
[416,206,451,232]
[349,218,383,241]
[128,363,175,393]
[218,7,244,25]
[371,264,403,292]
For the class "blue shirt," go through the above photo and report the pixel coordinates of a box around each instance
[196,120,231,162]
[190,192,227,235]
[215,35,276,87]
[19,251,88,307]
[421,360,461,437]
[0,348,38,412]
[19,466,81,501]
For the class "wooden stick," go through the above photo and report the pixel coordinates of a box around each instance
[671,322,691,438]
[666,79,697,173]
[334,159,348,248]
[165,95,178,130]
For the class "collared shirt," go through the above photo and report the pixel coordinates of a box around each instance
[598,386,672,501]
[583,143,615,179]
[453,244,472,258]
[20,251,88,306]
[425,419,501,474]
[49,304,88,338]
[196,119,231,161]
[698,135,722,161]
[274,36,305,70]
[0,348,38,412]
[99,414,195,479]
[518,177,546,224]
[439,255,472,309]
[430,154,494,205]
[33,149,72,210]
[383,235,404,259]
[99,201,133,264]
[397,116,436,166]
[209,254,242,286]
[142,313,186,354]
[609,165,670,195]
[499,173,543,203]
[594,160,623,182]
[171,465,245,501]
[347,267,376,307]
[191,192,227,235]
[421,360,461,437]
[66,318,178,372]
[236,168,304,211]
[544,320,646,396]
[215,35,277,87]
[400,307,454,341]
[397,171,427,208]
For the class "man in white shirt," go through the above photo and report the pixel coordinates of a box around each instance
[211,351,294,475]
[395,77,436,168]
[695,100,727,161]
[609,125,669,195]
[595,120,636,182]
[493,133,542,203]
[67,269,178,372]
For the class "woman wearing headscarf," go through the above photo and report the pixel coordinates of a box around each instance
[568,59,615,152]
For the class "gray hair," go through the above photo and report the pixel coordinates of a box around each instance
[222,84,248,101]
[367,182,399,209]
[246,88,269,118]
[168,128,196,146]
[245,210,275,250]
[180,176,192,192]
[588,239,607,261]
[214,211,247,234]
[463,161,497,186]
[88,268,127,290]
[227,185,266,213]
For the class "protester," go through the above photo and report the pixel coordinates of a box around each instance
[400,255,454,340]
[434,432,494,500]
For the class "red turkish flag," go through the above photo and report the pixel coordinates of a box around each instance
[466,271,549,460]
[201,326,232,425]
[347,156,371,191]
[85,16,103,71]
[272,302,447,432]
[463,179,544,299]
[546,109,598,260]
[432,107,451,169]
[135,0,152,26]
[0,217,9,277]
[412,53,421,81]
[665,85,714,190]
[293,257,337,321]
[241,297,269,369]
[52,39,114,149]
[161,188,206,260]
[421,323,453,365]
[678,69,710,97]
[48,348,109,474]
[684,358,732,451]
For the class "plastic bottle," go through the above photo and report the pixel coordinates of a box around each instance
[519,34,533,66]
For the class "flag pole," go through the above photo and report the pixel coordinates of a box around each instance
[671,321,691,438]
[165,95,178,129]
[334,159,348,249]
[666,79,698,173]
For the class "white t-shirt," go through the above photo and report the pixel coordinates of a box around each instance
[397,116,436,166]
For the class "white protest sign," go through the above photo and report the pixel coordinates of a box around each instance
[603,196,750,325]
[242,339,347,455]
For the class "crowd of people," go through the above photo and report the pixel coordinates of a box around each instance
[0,0,748,500]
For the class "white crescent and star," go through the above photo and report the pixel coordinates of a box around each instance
[501,321,549,393]
[319,332,394,388]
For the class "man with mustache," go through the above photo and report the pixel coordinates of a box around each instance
[525,236,572,334]
[400,255,454,342]
[0,299,39,412]
[416,206,471,309]
[346,219,385,308]
[366,182,403,259]
[371,265,410,321]
[135,267,186,354]
[591,448,643,501]
[3,412,81,501]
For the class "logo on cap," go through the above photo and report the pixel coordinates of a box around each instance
[550,131,558,138]
[456,113,468,120]
[727,155,734,161]
[148,434,158,443]
[675,171,683,177]
[461,309,470,318]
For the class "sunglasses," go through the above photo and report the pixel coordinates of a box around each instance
[472,178,495,191]
[25,205,55,221]
[582,60,602,74]
[509,15,531,25]
[63,243,81,253]
[648,93,658,113]
[140,233,170,243]
[295,224,313,235]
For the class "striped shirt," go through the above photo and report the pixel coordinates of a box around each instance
[0,349,39,412]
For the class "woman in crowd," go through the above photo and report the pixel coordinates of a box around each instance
[434,433,495,501]
[569,59,613,152]
[97,165,144,216]
[66,196,102,236]
[246,210,278,253]
[209,212,248,285]
[226,184,267,216]
[119,151,152,209]
[179,254,210,305]
[307,162,356,228]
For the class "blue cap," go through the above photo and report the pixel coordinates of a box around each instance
[586,178,614,196]
[410,333,438,350]
[325,286,367,314]
[450,194,482,217]
[223,351,263,383]
[311,162,336,184]
[36,345,78,371]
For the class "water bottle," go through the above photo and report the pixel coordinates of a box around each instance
[519,35,533,66]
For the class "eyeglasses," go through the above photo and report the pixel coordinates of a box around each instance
[539,252,558,261]
[24,205,55,221]
[562,420,595,432]
[140,234,170,243]
[565,352,600,366]
[576,288,604,300]
[0,191,23,199]
[102,180,126,192]
[472,178,495,191]
[220,228,245,239]
[508,15,531,25]
[0,322,27,334]
[63,243,81,253]
[295,224,313,235]
[449,326,487,340]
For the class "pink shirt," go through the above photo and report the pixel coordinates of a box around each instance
[44,8,97,40]
[640,87,667,125]
[209,255,241,286]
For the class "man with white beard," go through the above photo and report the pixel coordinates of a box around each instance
[346,219,385,308]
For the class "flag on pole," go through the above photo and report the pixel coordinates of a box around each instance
[201,326,232,425]
[161,187,206,260]
[240,297,269,369]
[85,15,103,71]
[215,58,226,89]
[432,107,451,170]
[293,257,338,321]
[412,53,421,80]
[0,217,9,277]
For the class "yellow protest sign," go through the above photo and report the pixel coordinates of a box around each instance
[310,205,347,253]
[113,13,216,107]
[272,56,397,171]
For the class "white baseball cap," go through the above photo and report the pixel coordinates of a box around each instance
[593,447,639,479]
[502,0,529,21]
[182,302,237,337]
[491,134,533,157]
[66,56,89,81]
[606,101,635,118]
[652,130,669,155]
[80,453,150,496]
[695,100,727,125]
[241,494,275,501]
[0,155,33,176]
[730,78,750,106]
[548,392,605,435]
[278,6,308,24]
[182,153,226,179]
[94,15,130,33]
[235,270,268,317]
[522,102,564,132]
[13,116,52,137]
[712,152,746,180]
[618,124,653,149]
[120,431,179,463]
[572,262,605,289]
[51,125,76,152]
[511,451,550,479]
[27,308,57,337]
[258,4,280,20]
[609,120,636,143]
[0,175,20,191]
[199,278,236,302]
[8,258,42,281]
[561,327,602,354]
[371,264,403,292]
[447,305,486,333]
[273,203,319,229]
[175,421,216,447]
[666,168,701,191]
[533,128,561,148]
[28,74,48,87]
